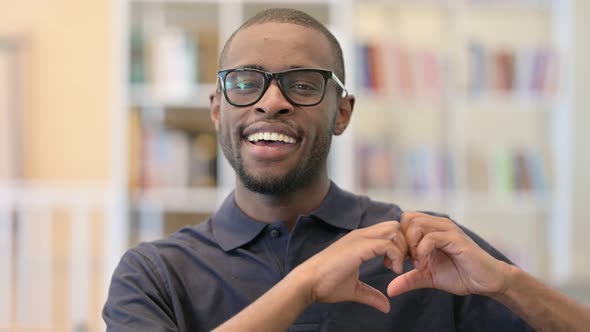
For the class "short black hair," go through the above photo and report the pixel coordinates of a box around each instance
[218,8,346,84]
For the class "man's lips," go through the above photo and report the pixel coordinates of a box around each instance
[240,121,301,161]
[247,131,296,144]
[242,122,300,142]
[243,137,299,161]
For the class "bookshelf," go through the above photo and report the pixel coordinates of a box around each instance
[117,0,572,281]
[350,0,570,279]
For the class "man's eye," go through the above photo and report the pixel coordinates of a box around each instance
[228,81,259,90]
[290,83,319,91]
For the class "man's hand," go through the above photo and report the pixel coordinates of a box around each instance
[387,212,508,298]
[294,221,408,313]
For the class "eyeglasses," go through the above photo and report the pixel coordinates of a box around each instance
[217,68,348,107]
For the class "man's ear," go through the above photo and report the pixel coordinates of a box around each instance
[210,91,220,131]
[333,95,355,136]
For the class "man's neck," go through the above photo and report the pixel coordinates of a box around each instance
[233,175,331,231]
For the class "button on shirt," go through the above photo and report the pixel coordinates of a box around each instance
[103,183,533,331]
[270,228,281,238]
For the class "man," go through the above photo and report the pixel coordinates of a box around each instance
[104,8,590,331]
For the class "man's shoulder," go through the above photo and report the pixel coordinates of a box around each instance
[356,194,404,227]
[122,218,220,267]
[358,193,452,223]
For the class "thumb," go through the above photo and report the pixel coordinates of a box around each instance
[387,269,433,297]
[353,281,391,313]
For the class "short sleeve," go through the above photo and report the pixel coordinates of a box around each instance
[103,245,178,332]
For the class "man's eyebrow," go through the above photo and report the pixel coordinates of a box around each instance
[236,64,264,70]
[234,64,318,71]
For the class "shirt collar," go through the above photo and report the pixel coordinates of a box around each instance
[308,182,362,231]
[211,192,267,252]
[211,182,362,252]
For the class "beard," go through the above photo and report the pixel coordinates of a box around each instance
[218,117,335,196]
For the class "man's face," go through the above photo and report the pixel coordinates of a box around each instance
[210,22,352,195]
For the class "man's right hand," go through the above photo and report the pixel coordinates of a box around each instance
[292,221,408,314]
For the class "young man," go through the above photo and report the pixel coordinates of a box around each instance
[104,8,590,331]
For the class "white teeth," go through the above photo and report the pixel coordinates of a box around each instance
[247,131,296,144]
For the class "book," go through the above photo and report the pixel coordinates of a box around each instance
[492,50,515,93]
[468,42,487,96]
[356,140,394,191]
[513,151,533,192]
[493,149,514,194]
[356,42,445,99]
[149,26,198,101]
[129,26,146,84]
[468,43,558,99]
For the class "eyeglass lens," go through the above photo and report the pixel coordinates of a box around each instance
[224,70,325,106]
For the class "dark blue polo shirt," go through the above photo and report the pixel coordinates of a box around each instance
[103,183,533,331]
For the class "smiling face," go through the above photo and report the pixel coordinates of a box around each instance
[210,22,353,195]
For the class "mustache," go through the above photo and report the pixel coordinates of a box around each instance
[239,118,302,137]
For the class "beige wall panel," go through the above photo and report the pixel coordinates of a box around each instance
[0,0,110,182]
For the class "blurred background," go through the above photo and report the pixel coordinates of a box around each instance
[0,0,589,331]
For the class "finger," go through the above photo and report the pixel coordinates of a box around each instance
[338,223,408,274]
[353,281,391,313]
[400,212,455,234]
[403,223,424,262]
[413,231,454,268]
[401,213,434,259]
[383,256,393,270]
[400,211,428,233]
[387,269,433,297]
[384,244,406,274]
[390,230,408,261]
[361,221,403,240]
[380,229,408,274]
[402,214,454,260]
[349,222,406,262]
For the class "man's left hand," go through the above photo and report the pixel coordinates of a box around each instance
[387,212,509,298]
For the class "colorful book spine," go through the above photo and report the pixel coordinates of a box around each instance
[467,41,558,98]
[356,42,445,99]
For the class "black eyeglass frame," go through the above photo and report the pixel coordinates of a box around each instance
[216,67,348,107]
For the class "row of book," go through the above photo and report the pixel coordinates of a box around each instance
[356,142,549,195]
[129,26,218,100]
[356,41,559,99]
[356,143,455,194]
[467,148,549,194]
[356,43,447,99]
[128,108,217,190]
[468,42,558,97]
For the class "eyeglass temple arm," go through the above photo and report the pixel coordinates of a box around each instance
[331,73,348,97]
[216,76,224,93]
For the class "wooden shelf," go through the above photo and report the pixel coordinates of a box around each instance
[365,189,550,214]
[131,186,220,213]
[129,83,216,108]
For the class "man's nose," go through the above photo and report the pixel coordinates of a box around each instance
[254,80,294,116]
